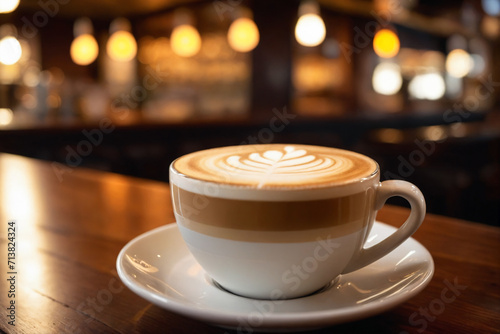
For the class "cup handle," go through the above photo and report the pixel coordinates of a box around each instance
[342,180,426,273]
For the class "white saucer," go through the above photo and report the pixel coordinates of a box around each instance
[116,221,434,332]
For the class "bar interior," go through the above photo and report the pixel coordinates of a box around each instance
[0,1,500,332]
[0,0,499,224]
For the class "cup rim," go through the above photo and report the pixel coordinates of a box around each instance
[170,160,380,201]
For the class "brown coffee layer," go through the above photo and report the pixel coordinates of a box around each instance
[178,220,370,242]
[172,185,375,241]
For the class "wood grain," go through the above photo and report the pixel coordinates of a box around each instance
[0,153,499,334]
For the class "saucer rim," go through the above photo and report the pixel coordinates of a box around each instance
[116,221,434,330]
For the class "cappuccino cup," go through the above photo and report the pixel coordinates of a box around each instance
[170,144,426,299]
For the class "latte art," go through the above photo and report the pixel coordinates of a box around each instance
[172,144,378,189]
[224,146,336,174]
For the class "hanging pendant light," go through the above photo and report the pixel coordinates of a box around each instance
[70,18,99,66]
[295,1,326,47]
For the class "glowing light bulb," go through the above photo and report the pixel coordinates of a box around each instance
[0,108,13,125]
[171,24,201,57]
[0,0,20,13]
[228,18,260,53]
[107,31,137,62]
[372,62,402,95]
[0,36,22,65]
[446,49,473,78]
[408,72,445,100]
[295,13,326,47]
[373,29,400,58]
[70,34,99,65]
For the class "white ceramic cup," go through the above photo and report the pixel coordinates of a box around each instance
[170,144,426,299]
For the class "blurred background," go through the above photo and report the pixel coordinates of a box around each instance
[0,0,499,225]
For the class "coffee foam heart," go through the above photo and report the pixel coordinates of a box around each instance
[171,144,379,200]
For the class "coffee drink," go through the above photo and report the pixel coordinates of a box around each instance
[170,144,426,299]
[171,144,378,243]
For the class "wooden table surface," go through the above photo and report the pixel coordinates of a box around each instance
[0,153,499,334]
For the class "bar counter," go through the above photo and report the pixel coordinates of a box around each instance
[0,153,499,333]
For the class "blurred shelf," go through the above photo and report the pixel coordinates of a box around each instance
[0,106,490,133]
[319,0,475,38]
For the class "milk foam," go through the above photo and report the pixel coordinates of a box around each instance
[170,144,379,200]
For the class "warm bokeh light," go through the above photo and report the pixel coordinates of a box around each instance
[0,36,22,65]
[0,108,13,125]
[373,29,400,58]
[450,122,467,138]
[23,66,41,87]
[481,15,500,38]
[293,54,340,92]
[295,14,326,47]
[421,125,447,141]
[227,18,260,53]
[372,62,402,95]
[107,31,137,62]
[171,24,202,57]
[70,34,99,65]
[446,49,473,78]
[374,128,404,144]
[408,72,445,100]
[0,0,20,13]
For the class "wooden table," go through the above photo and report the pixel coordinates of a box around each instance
[0,153,499,334]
